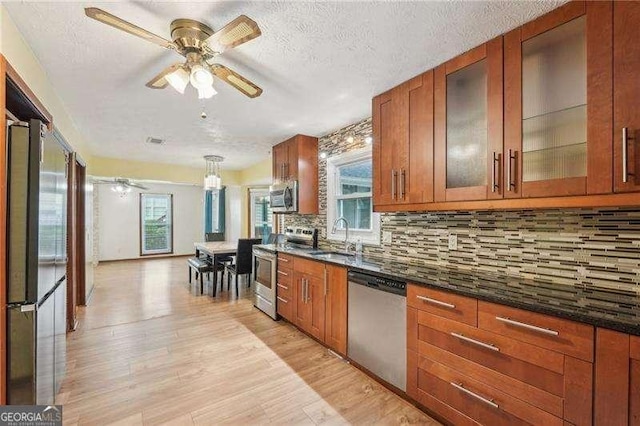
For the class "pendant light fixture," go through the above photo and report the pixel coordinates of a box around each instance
[204,155,223,191]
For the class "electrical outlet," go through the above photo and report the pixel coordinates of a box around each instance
[382,231,392,244]
[448,234,458,250]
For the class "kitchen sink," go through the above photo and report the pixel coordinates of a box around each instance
[312,251,355,262]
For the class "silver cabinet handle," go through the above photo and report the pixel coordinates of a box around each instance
[277,283,288,290]
[400,169,406,200]
[391,170,397,200]
[623,127,632,183]
[281,163,285,180]
[277,270,288,276]
[277,296,288,304]
[495,316,559,336]
[507,149,517,192]
[323,268,328,296]
[451,332,499,352]
[450,382,498,409]
[492,152,501,193]
[416,295,456,309]
[305,278,310,303]
[278,257,289,263]
[301,278,306,303]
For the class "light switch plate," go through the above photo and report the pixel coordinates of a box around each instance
[448,234,457,250]
[382,231,392,244]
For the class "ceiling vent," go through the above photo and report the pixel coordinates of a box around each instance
[146,137,165,146]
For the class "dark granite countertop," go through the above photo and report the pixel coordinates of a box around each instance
[255,244,640,336]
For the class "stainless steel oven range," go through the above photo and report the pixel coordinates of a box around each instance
[253,247,277,319]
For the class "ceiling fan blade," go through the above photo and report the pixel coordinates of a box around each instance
[210,64,263,98]
[85,7,176,50]
[146,63,184,89]
[128,183,149,190]
[205,15,261,53]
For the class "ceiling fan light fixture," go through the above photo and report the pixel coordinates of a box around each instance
[190,64,214,89]
[165,67,189,94]
[197,84,217,99]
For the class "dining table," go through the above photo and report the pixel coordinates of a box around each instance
[194,241,237,293]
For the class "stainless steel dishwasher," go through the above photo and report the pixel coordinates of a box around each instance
[347,270,407,391]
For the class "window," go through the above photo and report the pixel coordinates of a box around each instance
[204,188,225,234]
[140,194,173,255]
[249,188,273,241]
[326,148,380,245]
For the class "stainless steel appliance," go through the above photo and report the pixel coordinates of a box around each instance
[269,181,297,213]
[253,247,277,319]
[252,226,318,320]
[6,120,68,405]
[348,270,407,391]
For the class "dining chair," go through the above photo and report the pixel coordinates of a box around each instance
[203,232,234,284]
[205,232,225,242]
[225,238,262,295]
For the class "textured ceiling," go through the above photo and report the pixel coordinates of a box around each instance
[5,1,564,170]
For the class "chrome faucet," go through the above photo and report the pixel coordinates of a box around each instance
[331,216,352,253]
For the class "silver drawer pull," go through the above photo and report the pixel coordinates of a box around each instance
[277,283,288,290]
[276,296,288,304]
[416,295,455,309]
[278,258,289,263]
[451,332,499,352]
[450,382,498,409]
[495,316,559,336]
[277,270,288,276]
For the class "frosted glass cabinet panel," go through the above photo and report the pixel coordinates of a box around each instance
[446,60,488,189]
[521,17,587,183]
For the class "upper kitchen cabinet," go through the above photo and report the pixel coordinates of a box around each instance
[372,71,434,209]
[504,1,613,198]
[434,37,503,202]
[271,134,319,214]
[614,1,640,193]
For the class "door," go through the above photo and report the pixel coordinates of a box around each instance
[504,1,612,198]
[373,87,402,205]
[249,188,273,240]
[272,143,284,182]
[434,38,503,202]
[614,1,640,193]
[306,274,325,341]
[293,271,310,329]
[324,264,347,355]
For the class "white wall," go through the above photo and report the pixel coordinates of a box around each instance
[226,185,242,243]
[97,182,205,261]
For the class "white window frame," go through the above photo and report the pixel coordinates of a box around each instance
[326,148,380,246]
[140,193,173,256]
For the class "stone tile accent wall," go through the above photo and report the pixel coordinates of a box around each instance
[284,118,640,294]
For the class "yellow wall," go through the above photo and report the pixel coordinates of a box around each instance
[238,157,272,237]
[0,5,93,164]
[91,156,242,186]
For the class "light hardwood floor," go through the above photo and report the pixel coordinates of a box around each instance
[59,257,440,426]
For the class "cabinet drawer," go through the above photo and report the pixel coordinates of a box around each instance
[417,356,563,426]
[416,311,565,397]
[277,295,292,321]
[276,268,293,286]
[276,280,293,299]
[294,257,325,276]
[408,284,477,326]
[277,254,294,267]
[478,302,594,362]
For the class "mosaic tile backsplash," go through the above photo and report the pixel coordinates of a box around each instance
[284,117,640,295]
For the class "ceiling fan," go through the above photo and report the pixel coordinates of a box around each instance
[85,7,263,99]
[94,177,149,194]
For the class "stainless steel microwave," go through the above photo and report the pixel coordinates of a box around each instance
[270,181,298,213]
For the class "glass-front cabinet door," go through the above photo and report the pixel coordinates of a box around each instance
[504,1,612,198]
[434,37,503,202]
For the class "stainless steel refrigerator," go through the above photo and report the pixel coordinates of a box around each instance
[6,119,67,405]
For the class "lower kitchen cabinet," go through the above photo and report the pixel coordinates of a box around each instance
[283,256,347,351]
[594,328,640,425]
[407,284,594,426]
[324,264,348,355]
